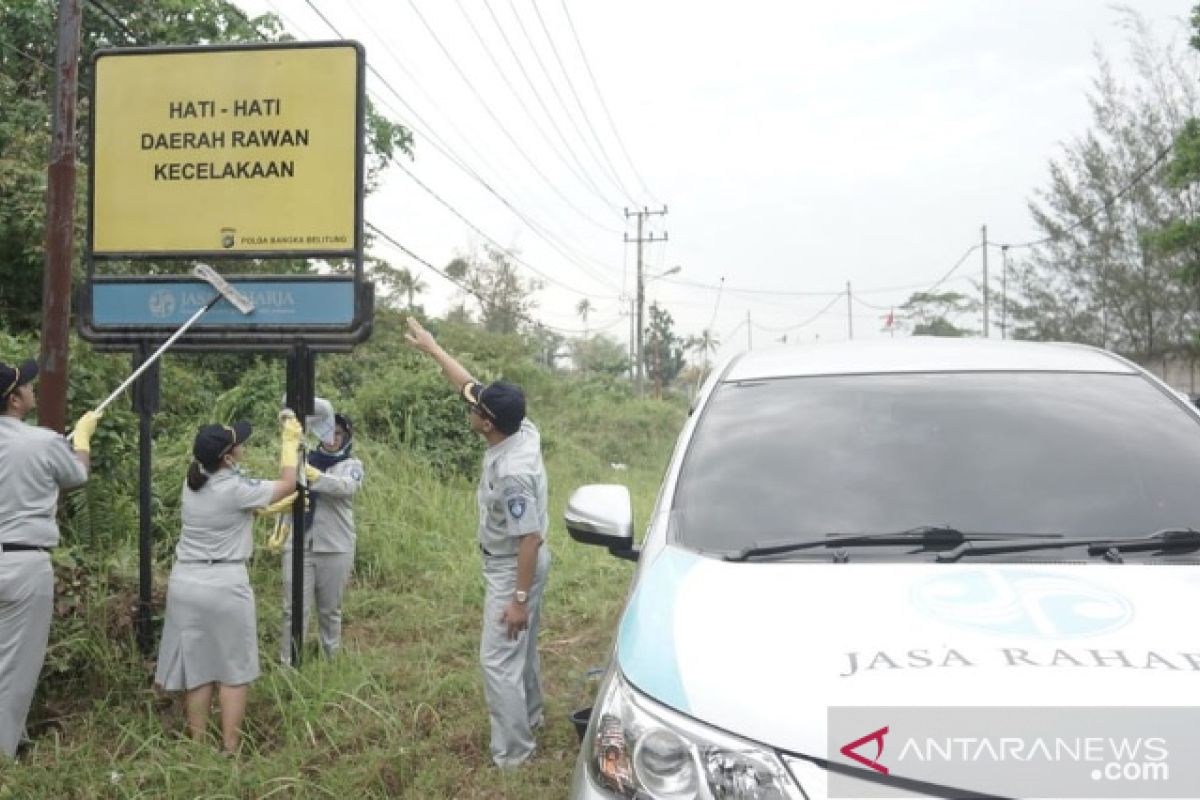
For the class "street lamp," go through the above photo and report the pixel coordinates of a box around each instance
[637,265,682,396]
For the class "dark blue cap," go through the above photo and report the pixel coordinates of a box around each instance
[0,358,38,401]
[462,381,525,435]
[193,421,253,466]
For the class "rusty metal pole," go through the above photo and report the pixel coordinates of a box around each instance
[39,0,83,433]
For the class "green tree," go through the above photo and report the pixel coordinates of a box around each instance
[527,323,565,369]
[1011,10,1200,356]
[575,298,593,337]
[446,246,541,335]
[643,302,685,395]
[1145,6,1200,290]
[571,333,629,376]
[899,291,977,337]
[394,267,428,310]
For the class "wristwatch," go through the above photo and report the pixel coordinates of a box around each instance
[514,590,529,604]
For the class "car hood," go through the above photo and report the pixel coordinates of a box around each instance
[617,546,1200,761]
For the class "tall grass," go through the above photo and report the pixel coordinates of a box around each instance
[1,340,686,798]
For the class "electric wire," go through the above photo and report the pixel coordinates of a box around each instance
[404,0,622,234]
[747,291,847,334]
[500,0,626,210]
[993,143,1175,250]
[923,244,981,293]
[304,0,628,289]
[558,0,660,205]
[387,154,620,297]
[453,0,620,210]
[367,221,620,335]
[530,0,638,206]
[85,0,139,44]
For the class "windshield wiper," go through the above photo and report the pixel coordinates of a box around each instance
[935,528,1200,563]
[725,526,1061,562]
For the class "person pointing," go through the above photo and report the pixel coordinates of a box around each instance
[404,318,551,769]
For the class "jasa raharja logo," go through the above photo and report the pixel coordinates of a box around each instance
[148,290,176,319]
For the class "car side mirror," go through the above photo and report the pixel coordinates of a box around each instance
[564,484,638,560]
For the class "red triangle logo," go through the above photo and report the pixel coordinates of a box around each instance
[840,725,890,775]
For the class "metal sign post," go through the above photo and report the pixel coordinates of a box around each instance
[286,342,315,666]
[131,343,159,656]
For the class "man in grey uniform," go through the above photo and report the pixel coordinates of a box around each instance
[0,358,99,758]
[280,411,364,660]
[404,318,551,769]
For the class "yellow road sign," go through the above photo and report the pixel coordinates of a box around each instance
[91,42,362,257]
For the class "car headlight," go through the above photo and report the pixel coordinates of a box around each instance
[585,670,805,799]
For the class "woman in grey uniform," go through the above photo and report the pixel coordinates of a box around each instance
[280,411,364,660]
[154,416,300,753]
[0,358,99,759]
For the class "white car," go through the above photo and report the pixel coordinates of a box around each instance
[564,338,1200,800]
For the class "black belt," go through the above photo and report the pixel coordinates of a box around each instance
[0,543,51,553]
[179,558,245,565]
[479,544,516,558]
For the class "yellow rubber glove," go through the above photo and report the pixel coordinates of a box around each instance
[266,515,291,553]
[279,414,303,468]
[254,491,297,518]
[71,410,102,453]
[304,464,322,485]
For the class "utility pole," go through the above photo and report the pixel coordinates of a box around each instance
[981,225,989,339]
[624,206,668,396]
[1001,245,1009,340]
[846,281,853,340]
[628,296,635,378]
[39,0,83,433]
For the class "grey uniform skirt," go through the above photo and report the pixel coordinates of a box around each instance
[154,562,259,691]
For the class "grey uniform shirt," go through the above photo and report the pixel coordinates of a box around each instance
[477,419,549,556]
[176,470,274,562]
[0,416,87,547]
[285,457,363,554]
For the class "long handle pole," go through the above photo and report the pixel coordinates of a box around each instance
[94,294,220,415]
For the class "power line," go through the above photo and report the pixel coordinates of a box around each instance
[302,0,627,289]
[85,0,139,44]
[529,0,638,206]
[366,220,618,336]
[993,143,1175,250]
[660,270,973,299]
[923,244,981,293]
[748,292,847,334]
[500,0,627,209]
[558,0,660,205]
[404,0,622,234]
[387,154,619,297]
[453,0,621,211]
[850,293,894,312]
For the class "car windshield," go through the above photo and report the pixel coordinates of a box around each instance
[672,371,1200,554]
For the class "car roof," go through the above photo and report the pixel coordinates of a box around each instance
[722,338,1139,382]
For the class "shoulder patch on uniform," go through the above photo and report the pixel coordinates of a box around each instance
[351,467,363,481]
[240,477,262,488]
[507,496,527,520]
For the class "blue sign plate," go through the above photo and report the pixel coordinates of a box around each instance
[91,278,355,327]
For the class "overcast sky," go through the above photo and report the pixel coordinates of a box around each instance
[235,0,1193,360]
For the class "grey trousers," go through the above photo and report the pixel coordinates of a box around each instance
[0,553,53,758]
[480,545,551,768]
[281,550,354,661]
